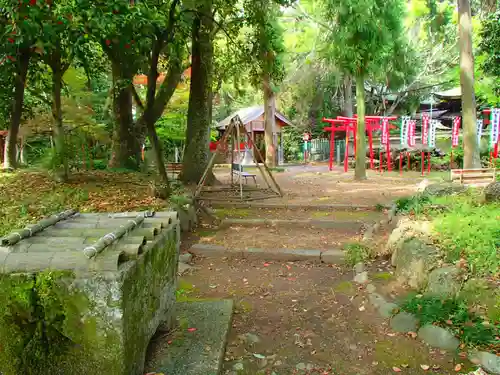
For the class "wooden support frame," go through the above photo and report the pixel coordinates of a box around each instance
[194,115,283,202]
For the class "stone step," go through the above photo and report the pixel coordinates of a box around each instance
[144,300,233,375]
[218,218,367,230]
[188,243,345,264]
[209,202,380,211]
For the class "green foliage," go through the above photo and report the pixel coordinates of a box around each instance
[431,196,500,276]
[322,0,407,79]
[397,190,500,277]
[401,294,500,349]
[343,242,370,266]
[395,194,431,215]
[477,9,500,100]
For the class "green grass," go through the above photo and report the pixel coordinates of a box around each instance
[401,294,500,350]
[396,190,500,277]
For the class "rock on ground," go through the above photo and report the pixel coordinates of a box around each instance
[179,253,193,264]
[393,237,439,290]
[423,182,467,197]
[354,271,369,284]
[425,266,463,298]
[468,351,500,375]
[390,312,419,333]
[484,181,500,203]
[386,218,433,260]
[417,324,459,351]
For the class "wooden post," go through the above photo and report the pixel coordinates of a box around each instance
[399,153,403,175]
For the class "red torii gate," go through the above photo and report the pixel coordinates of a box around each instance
[322,117,356,172]
[323,116,397,172]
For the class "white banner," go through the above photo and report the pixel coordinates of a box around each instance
[491,108,500,148]
[477,119,483,146]
[428,120,438,148]
[401,116,410,146]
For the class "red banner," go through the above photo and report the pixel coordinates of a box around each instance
[408,120,416,147]
[452,116,460,148]
[422,113,430,145]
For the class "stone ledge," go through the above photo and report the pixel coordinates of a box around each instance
[219,218,364,230]
[320,250,345,264]
[209,202,376,211]
[189,244,337,263]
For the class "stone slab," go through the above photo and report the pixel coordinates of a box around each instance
[189,244,323,262]
[145,300,233,375]
[320,249,345,264]
[242,248,322,262]
[189,244,230,257]
[219,218,364,231]
[209,202,376,211]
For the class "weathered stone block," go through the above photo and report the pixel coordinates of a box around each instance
[425,266,463,297]
[386,218,433,261]
[0,211,180,375]
[393,237,438,290]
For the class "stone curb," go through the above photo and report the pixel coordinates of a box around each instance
[188,243,344,264]
[218,218,364,231]
[209,202,376,211]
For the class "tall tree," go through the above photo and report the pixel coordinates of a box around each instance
[0,1,38,169]
[248,0,286,168]
[322,0,407,180]
[457,0,480,168]
[181,0,215,184]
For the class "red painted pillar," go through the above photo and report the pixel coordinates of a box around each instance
[399,153,403,175]
[369,128,374,169]
[344,132,349,173]
[386,134,392,172]
[421,152,425,176]
[329,130,335,171]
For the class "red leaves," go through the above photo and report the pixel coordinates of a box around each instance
[105,39,111,46]
[124,43,130,49]
[8,38,15,44]
[29,0,36,5]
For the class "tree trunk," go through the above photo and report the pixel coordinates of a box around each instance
[109,62,140,170]
[51,44,69,182]
[182,0,214,184]
[355,76,367,180]
[458,0,480,168]
[3,51,30,170]
[343,75,353,117]
[263,74,277,167]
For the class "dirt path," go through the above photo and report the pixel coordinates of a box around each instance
[212,164,446,206]
[179,257,462,375]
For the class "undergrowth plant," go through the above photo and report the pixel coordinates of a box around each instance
[401,294,500,351]
[344,243,370,266]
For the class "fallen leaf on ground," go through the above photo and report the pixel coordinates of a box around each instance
[187,328,197,332]
[420,364,430,370]
[392,367,402,372]
[454,364,462,372]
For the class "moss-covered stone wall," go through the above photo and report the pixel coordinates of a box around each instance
[0,223,179,375]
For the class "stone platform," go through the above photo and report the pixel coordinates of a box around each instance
[145,300,234,375]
